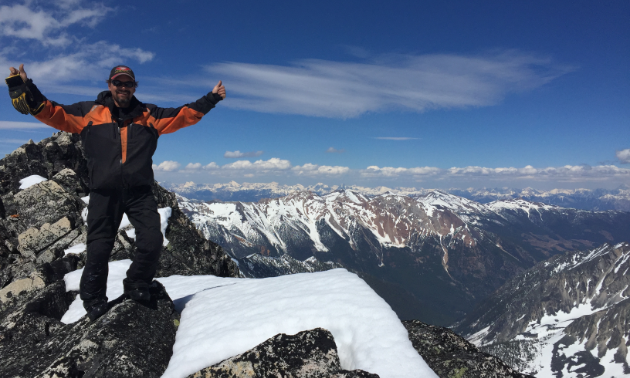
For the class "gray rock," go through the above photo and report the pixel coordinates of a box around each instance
[13,180,84,232]
[18,216,75,258]
[403,320,534,378]
[187,328,379,378]
[0,280,179,378]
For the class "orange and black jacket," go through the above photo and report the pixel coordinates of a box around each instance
[24,80,222,190]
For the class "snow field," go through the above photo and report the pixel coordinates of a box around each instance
[62,261,436,378]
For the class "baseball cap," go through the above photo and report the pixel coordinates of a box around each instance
[109,65,135,81]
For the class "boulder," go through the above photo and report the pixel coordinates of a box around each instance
[187,328,379,378]
[403,320,534,378]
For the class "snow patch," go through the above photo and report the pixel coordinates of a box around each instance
[62,261,437,378]
[63,243,86,255]
[19,175,47,189]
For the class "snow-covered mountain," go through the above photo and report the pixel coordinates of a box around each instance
[177,189,630,325]
[453,242,630,377]
[163,181,630,211]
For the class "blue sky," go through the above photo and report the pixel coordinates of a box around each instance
[1,0,628,190]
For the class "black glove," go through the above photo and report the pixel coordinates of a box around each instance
[5,74,30,115]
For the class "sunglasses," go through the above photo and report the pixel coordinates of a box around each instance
[111,80,136,88]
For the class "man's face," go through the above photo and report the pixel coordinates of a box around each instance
[108,75,136,108]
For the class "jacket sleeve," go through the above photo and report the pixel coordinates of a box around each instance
[150,92,223,135]
[26,80,92,134]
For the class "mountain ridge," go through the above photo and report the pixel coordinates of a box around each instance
[164,181,630,211]
[177,188,630,325]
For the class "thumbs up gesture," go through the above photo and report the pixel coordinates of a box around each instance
[9,64,29,82]
[212,80,226,99]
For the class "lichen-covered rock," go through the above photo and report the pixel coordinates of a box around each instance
[188,328,379,378]
[0,280,179,378]
[403,320,534,378]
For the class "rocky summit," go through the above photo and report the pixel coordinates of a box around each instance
[0,132,533,377]
[0,280,178,377]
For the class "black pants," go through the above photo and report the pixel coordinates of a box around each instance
[80,186,163,303]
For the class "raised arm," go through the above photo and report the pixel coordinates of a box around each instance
[150,81,226,135]
[6,64,91,134]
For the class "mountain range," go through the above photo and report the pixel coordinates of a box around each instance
[163,181,630,211]
[176,189,630,325]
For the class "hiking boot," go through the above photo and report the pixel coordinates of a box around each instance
[123,278,151,303]
[84,300,108,321]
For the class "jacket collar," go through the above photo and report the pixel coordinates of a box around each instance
[96,91,145,120]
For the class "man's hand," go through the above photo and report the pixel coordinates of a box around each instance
[6,64,30,115]
[9,64,28,82]
[212,80,226,99]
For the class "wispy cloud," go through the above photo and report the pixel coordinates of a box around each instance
[616,149,630,164]
[0,1,154,92]
[326,147,345,153]
[204,51,574,118]
[374,137,420,141]
[0,121,49,129]
[15,41,154,85]
[0,2,113,46]
[224,150,264,158]
[362,164,630,182]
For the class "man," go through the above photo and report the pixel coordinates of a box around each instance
[6,64,226,320]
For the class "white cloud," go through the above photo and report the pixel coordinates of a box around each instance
[375,137,420,141]
[224,150,264,158]
[0,121,49,129]
[153,161,181,172]
[223,158,291,171]
[155,159,630,186]
[185,162,219,171]
[204,51,574,118]
[616,149,630,164]
[293,164,350,176]
[362,164,630,181]
[363,166,442,177]
[0,3,112,46]
[326,147,345,153]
